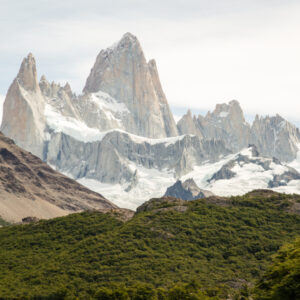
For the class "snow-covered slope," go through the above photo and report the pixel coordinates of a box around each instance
[54,146,300,210]
[182,146,300,197]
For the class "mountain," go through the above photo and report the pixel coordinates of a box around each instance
[83,32,178,138]
[164,178,214,200]
[1,32,300,209]
[0,190,299,298]
[177,100,300,161]
[0,132,116,223]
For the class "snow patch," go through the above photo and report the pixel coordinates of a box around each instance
[77,166,176,210]
[90,91,129,114]
[45,104,106,142]
[45,103,194,147]
[219,111,229,118]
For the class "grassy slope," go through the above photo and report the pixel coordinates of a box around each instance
[0,192,299,299]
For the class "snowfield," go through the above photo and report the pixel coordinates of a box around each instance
[62,145,300,210]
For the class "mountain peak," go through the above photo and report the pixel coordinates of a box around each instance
[120,32,138,43]
[82,33,178,138]
[17,53,39,91]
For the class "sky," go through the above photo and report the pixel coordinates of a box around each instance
[0,0,300,126]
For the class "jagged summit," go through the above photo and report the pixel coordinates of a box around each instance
[83,32,178,138]
[83,32,146,95]
[119,32,138,45]
[17,53,39,91]
[208,100,245,121]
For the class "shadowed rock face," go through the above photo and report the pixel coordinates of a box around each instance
[164,179,214,200]
[0,132,116,223]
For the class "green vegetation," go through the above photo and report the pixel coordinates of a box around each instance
[0,216,9,227]
[0,191,299,299]
[253,237,300,300]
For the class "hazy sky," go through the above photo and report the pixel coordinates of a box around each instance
[1,0,300,125]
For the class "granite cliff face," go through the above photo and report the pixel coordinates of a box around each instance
[178,100,250,153]
[83,33,178,138]
[250,114,300,162]
[1,54,45,158]
[46,130,229,184]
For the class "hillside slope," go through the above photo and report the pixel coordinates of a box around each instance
[0,190,299,299]
[0,132,116,222]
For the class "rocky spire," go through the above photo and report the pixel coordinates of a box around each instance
[17,53,39,91]
[63,82,73,98]
[83,32,142,94]
[177,109,203,138]
[1,53,45,158]
[39,75,51,96]
[83,32,178,138]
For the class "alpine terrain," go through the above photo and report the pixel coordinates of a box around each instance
[1,32,300,209]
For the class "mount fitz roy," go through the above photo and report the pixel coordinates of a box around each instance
[1,32,300,209]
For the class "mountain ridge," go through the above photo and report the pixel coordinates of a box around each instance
[1,32,300,209]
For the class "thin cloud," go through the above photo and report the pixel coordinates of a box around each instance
[0,0,300,125]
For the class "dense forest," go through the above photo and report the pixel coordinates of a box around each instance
[0,190,299,299]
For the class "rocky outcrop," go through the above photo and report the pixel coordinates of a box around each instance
[0,132,116,223]
[202,100,250,152]
[1,54,46,158]
[268,168,300,188]
[250,114,300,162]
[177,100,250,153]
[164,178,213,200]
[40,76,80,120]
[208,160,236,182]
[177,110,203,138]
[177,101,300,162]
[83,33,178,138]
